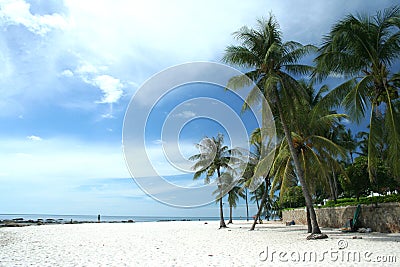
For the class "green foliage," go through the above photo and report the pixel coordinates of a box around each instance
[339,156,400,199]
[280,186,306,209]
[314,6,400,180]
[324,194,400,207]
[339,157,370,199]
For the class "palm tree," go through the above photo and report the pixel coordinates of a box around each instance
[212,172,244,224]
[227,182,245,224]
[249,182,265,225]
[222,15,325,235]
[237,174,253,221]
[254,79,348,232]
[245,128,276,230]
[314,6,400,182]
[189,133,240,228]
[237,130,261,222]
[338,128,358,164]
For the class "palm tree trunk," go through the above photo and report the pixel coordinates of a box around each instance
[273,88,322,235]
[229,204,233,224]
[217,168,227,228]
[245,188,249,221]
[255,195,262,224]
[219,198,227,228]
[250,176,269,230]
[328,175,336,203]
[306,207,312,233]
[333,174,338,202]
[265,178,270,221]
[255,195,259,210]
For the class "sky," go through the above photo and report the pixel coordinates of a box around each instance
[0,0,398,217]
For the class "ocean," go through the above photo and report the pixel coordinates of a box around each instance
[0,214,237,223]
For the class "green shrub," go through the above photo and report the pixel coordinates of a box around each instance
[280,186,306,209]
[323,194,400,207]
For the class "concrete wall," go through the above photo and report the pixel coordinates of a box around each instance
[282,202,400,233]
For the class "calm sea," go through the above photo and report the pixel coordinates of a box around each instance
[0,214,232,223]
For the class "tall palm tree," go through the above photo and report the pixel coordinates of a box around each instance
[222,15,325,235]
[254,79,348,232]
[314,6,400,181]
[189,133,240,228]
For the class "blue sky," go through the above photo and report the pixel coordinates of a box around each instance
[0,0,397,216]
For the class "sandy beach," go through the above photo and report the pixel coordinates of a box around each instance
[0,220,399,266]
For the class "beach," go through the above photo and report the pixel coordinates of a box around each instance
[0,220,399,266]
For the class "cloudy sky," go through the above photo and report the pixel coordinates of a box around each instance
[0,0,397,217]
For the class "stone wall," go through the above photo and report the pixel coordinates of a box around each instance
[282,202,400,233]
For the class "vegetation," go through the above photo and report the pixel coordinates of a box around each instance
[314,6,400,181]
[339,156,400,200]
[222,15,325,235]
[189,134,241,228]
[323,194,400,207]
[280,186,306,209]
[189,6,400,238]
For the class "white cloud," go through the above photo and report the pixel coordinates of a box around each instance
[93,75,123,104]
[73,62,124,104]
[0,0,393,117]
[101,113,115,119]
[60,69,74,77]
[0,0,69,35]
[0,137,129,182]
[173,110,196,119]
[27,135,42,141]
[75,62,103,75]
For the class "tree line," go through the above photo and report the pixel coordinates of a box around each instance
[190,6,400,238]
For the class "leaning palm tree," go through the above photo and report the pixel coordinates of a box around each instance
[254,78,348,233]
[222,173,246,224]
[246,128,277,230]
[223,15,325,235]
[314,6,400,181]
[189,133,240,228]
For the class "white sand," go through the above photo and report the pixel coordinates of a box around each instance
[0,220,399,266]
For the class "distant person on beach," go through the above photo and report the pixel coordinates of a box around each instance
[98,214,100,223]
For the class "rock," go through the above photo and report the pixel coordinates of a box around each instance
[4,222,23,227]
[306,233,328,240]
[286,220,296,226]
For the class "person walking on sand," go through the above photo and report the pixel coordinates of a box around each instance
[98,214,100,223]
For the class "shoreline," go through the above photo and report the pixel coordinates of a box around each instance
[0,214,265,227]
[1,220,399,266]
